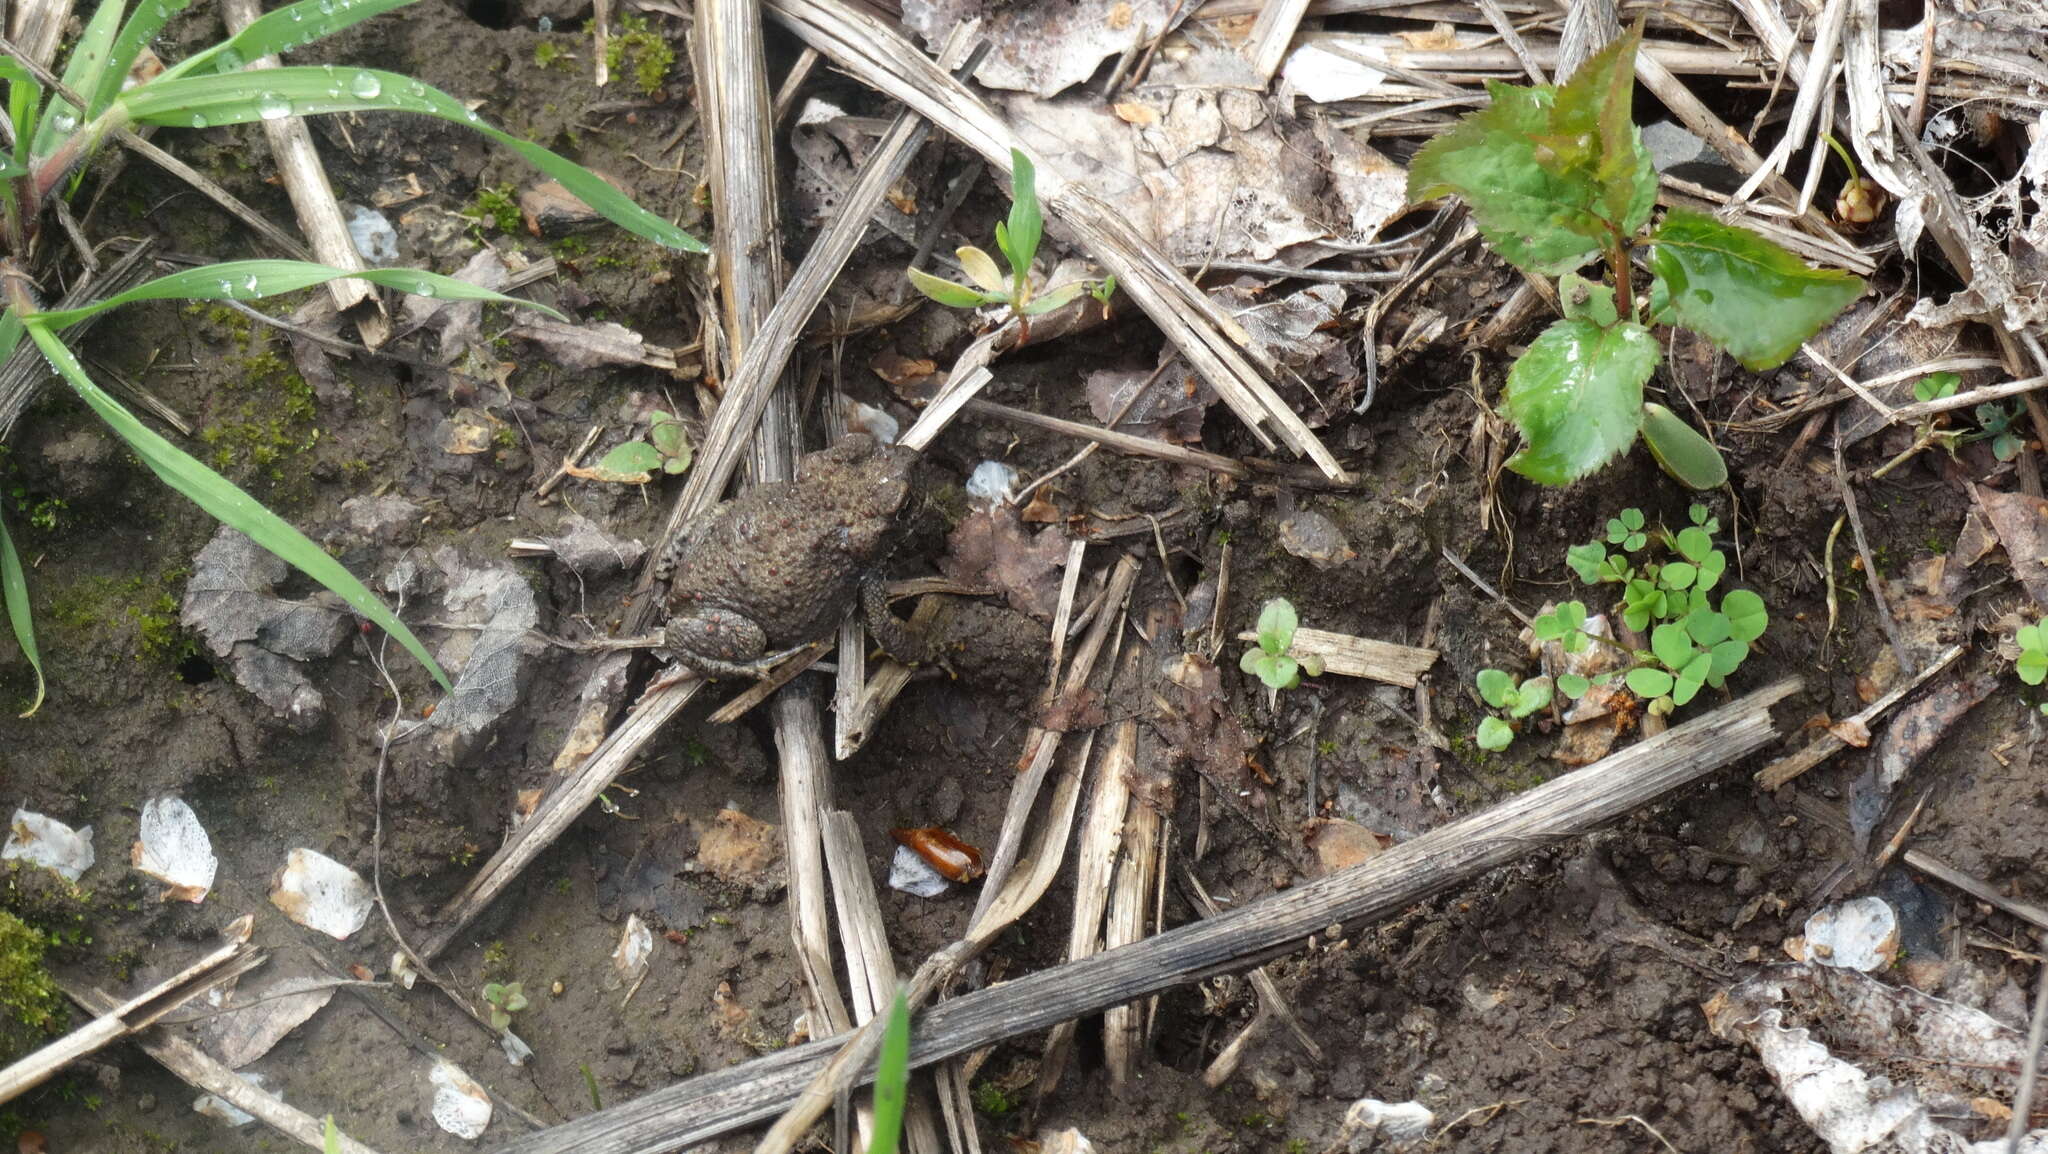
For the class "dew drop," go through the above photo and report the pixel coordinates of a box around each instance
[536,15,551,30]
[349,72,381,99]
[415,282,436,298]
[217,279,236,296]
[289,7,303,19]
[155,3,169,16]
[218,48,243,69]
[48,108,77,133]
[256,91,292,119]
[243,275,261,295]
[190,112,208,128]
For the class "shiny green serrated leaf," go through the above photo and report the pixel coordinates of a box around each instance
[1408,82,1607,275]
[1502,319,1658,484]
[1639,401,1729,490]
[1647,208,1863,370]
[1547,21,1656,235]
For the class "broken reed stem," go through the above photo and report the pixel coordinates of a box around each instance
[487,679,1800,1154]
[0,238,157,442]
[1103,761,1165,1090]
[222,0,384,345]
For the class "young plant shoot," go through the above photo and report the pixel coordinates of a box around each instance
[1241,597,1324,692]
[0,0,701,711]
[906,149,1108,319]
[1407,22,1864,490]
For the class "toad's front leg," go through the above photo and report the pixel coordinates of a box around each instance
[859,573,931,668]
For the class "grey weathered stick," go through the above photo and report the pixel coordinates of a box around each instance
[1245,0,1312,82]
[0,917,259,1105]
[62,980,383,1154]
[485,679,1800,1154]
[222,0,385,346]
[420,672,698,960]
[1756,643,1962,790]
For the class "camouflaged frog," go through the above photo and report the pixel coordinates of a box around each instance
[659,434,926,679]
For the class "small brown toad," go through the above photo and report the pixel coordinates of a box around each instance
[660,434,926,679]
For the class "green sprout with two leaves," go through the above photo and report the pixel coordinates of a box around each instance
[1407,22,1865,491]
[2015,619,2048,717]
[906,149,1111,320]
[1474,505,1770,750]
[1241,597,1325,691]
[0,0,700,716]
[481,980,529,1032]
[1873,372,2027,479]
[583,409,693,484]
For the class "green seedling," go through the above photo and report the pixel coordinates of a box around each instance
[1407,21,1864,490]
[584,410,692,483]
[1240,598,1325,691]
[1875,373,2027,479]
[906,149,1108,319]
[1474,668,1553,750]
[324,1116,344,1154]
[868,991,911,1154]
[481,980,529,1031]
[2016,619,2048,716]
[1535,505,1768,722]
[0,0,701,715]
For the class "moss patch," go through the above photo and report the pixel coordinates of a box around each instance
[604,15,674,96]
[0,909,65,1063]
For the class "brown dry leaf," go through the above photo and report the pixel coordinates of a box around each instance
[1020,489,1063,524]
[1553,714,1623,767]
[440,408,497,455]
[1875,670,1999,789]
[939,506,1071,621]
[870,348,944,402]
[695,809,783,890]
[885,183,918,215]
[1303,818,1388,875]
[1396,22,1463,50]
[1112,101,1158,126]
[904,0,1187,97]
[1085,365,1214,443]
[1038,686,1107,733]
[1153,653,1256,785]
[1971,485,2048,608]
[1829,718,1874,747]
[1277,510,1356,570]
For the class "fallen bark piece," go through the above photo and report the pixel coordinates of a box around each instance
[485,680,1797,1154]
[1707,963,2048,1153]
[1973,484,2048,609]
[1233,626,1438,688]
[3,810,94,882]
[131,797,217,903]
[270,849,373,940]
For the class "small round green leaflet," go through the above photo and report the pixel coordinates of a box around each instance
[2016,622,2047,686]
[1509,676,1553,718]
[1476,716,1515,751]
[590,442,663,483]
[1257,598,1298,654]
[1722,589,1768,644]
[1558,673,1591,698]
[1476,668,1517,708]
[1626,666,1674,698]
[1639,402,1728,490]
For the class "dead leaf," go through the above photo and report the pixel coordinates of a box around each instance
[1152,653,1256,786]
[506,317,666,370]
[1971,484,2048,608]
[939,506,1071,621]
[1829,718,1874,747]
[1112,101,1157,126]
[1038,686,1107,733]
[421,547,543,750]
[440,408,498,454]
[1304,818,1388,874]
[1397,22,1463,50]
[1085,364,1213,443]
[1020,490,1062,524]
[695,809,783,891]
[903,0,1188,97]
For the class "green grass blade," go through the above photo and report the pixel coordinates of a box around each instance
[94,0,201,116]
[7,61,40,168]
[164,0,423,81]
[0,506,45,717]
[869,991,911,1154]
[29,259,566,328]
[30,0,125,159]
[120,68,704,251]
[23,320,451,691]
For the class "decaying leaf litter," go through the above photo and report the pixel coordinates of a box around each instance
[4,0,2048,1151]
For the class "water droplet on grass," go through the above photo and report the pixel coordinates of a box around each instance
[256,92,292,119]
[349,72,381,99]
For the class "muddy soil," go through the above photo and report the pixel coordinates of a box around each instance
[3,4,2045,1154]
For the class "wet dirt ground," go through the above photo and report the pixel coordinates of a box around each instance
[4,3,2046,1153]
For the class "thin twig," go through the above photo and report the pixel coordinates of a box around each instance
[1834,416,1915,676]
[2010,933,2048,1152]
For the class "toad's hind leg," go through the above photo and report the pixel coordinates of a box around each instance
[664,609,778,680]
[859,573,930,667]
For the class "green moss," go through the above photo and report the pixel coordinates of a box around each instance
[532,40,574,71]
[970,1082,1014,1116]
[46,568,195,665]
[462,183,524,236]
[199,345,320,486]
[0,909,65,1062]
[604,15,674,96]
